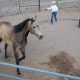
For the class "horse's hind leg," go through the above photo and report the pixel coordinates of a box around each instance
[5,43,8,58]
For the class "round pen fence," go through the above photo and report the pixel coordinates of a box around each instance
[0,62,80,80]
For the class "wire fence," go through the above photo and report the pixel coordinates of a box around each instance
[0,62,80,80]
[0,0,80,17]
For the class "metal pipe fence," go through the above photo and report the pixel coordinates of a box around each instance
[0,62,80,80]
[0,0,80,17]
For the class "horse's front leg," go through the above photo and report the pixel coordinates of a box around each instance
[19,48,25,61]
[13,45,21,75]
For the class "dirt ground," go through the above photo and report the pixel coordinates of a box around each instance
[0,8,80,80]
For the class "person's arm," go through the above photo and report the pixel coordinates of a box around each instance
[45,4,52,11]
[46,6,52,10]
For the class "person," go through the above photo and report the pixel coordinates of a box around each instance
[47,1,58,24]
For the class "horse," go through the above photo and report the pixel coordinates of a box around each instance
[0,18,43,75]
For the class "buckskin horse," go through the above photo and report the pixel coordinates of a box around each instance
[0,17,43,75]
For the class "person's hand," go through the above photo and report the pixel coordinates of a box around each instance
[45,8,47,11]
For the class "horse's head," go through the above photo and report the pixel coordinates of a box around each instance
[29,18,43,39]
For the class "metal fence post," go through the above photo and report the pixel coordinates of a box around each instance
[0,8,2,17]
[38,0,40,11]
[56,0,58,6]
[17,0,21,14]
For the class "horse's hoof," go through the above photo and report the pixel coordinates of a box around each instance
[17,73,21,76]
[17,74,22,78]
[17,71,21,75]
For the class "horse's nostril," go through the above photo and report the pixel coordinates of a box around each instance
[40,35,43,39]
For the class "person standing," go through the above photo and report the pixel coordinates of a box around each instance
[47,1,58,24]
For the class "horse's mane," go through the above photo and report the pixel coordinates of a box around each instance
[14,18,34,33]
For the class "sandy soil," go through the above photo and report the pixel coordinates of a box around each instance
[0,8,80,80]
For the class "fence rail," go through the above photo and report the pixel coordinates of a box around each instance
[0,62,80,80]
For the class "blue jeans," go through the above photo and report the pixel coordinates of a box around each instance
[51,12,57,23]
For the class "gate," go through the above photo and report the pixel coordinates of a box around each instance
[0,0,40,17]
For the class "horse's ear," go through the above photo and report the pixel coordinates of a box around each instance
[30,18,35,23]
[33,15,37,21]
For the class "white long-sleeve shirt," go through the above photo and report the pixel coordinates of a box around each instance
[47,4,58,12]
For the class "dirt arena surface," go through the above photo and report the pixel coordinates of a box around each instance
[0,8,80,80]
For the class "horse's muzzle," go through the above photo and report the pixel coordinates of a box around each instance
[39,35,43,39]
